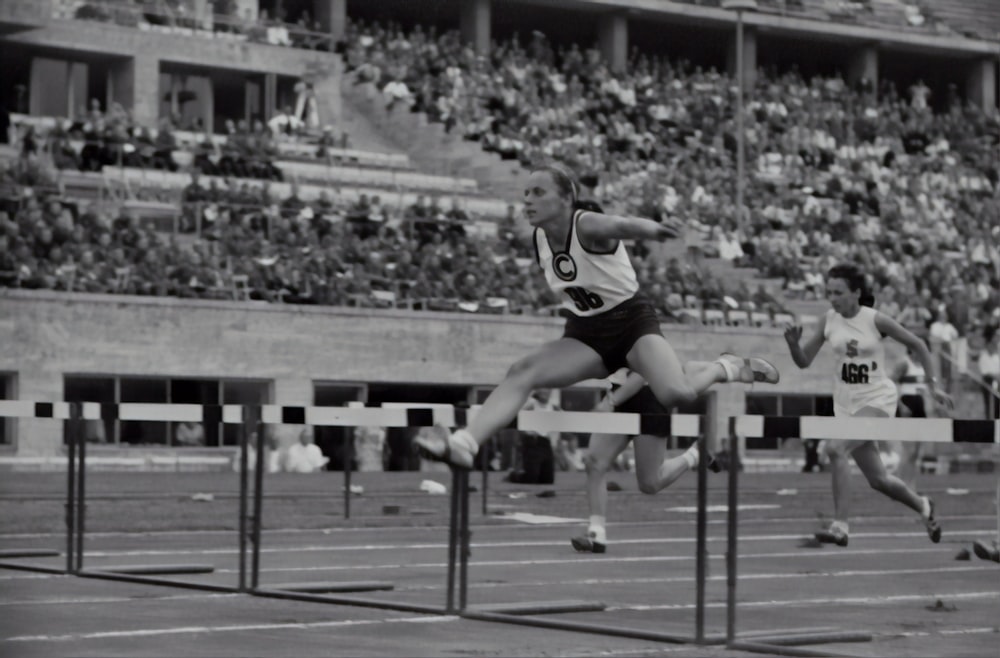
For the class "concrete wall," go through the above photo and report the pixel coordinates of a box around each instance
[1,291,837,457]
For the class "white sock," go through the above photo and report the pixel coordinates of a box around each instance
[716,357,740,382]
[683,446,699,470]
[920,496,931,519]
[830,520,849,535]
[588,516,606,542]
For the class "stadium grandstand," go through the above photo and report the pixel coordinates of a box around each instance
[0,0,997,461]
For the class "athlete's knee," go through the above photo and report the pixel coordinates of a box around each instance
[584,451,611,475]
[505,355,541,384]
[650,383,697,407]
[637,478,659,495]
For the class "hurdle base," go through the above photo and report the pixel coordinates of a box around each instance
[0,549,61,559]
[469,600,606,615]
[463,610,725,645]
[79,569,237,592]
[100,563,215,575]
[729,639,865,658]
[742,630,873,647]
[269,581,395,593]
[252,587,445,615]
[0,560,67,574]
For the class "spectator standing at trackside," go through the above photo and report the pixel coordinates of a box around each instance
[506,388,560,485]
[285,428,329,473]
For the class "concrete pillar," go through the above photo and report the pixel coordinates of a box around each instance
[460,0,491,56]
[264,73,277,122]
[598,11,628,74]
[315,0,347,45]
[108,54,159,126]
[847,44,878,95]
[726,23,757,89]
[966,57,998,114]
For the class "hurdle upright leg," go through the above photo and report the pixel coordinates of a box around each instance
[250,412,265,590]
[445,467,461,614]
[726,435,739,647]
[75,413,87,572]
[65,404,78,574]
[458,469,470,612]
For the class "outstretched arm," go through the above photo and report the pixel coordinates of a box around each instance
[876,312,953,410]
[784,314,827,369]
[577,211,683,243]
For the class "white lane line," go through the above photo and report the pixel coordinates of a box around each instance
[4,615,459,643]
[2,514,993,539]
[213,546,971,574]
[0,593,238,607]
[57,528,996,558]
[398,566,1000,591]
[610,591,1000,612]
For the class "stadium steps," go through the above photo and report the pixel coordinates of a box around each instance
[339,75,528,202]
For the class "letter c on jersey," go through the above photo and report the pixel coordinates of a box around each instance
[553,253,577,282]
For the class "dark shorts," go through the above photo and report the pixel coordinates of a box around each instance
[617,386,671,437]
[563,296,663,373]
[898,394,927,418]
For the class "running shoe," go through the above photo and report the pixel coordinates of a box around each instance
[571,531,607,554]
[815,526,849,547]
[922,496,942,543]
[719,353,781,384]
[414,426,476,470]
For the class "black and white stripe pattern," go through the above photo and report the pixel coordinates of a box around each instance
[730,415,999,444]
[2,401,995,441]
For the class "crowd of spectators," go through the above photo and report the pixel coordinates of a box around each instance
[2,17,998,352]
[340,18,999,345]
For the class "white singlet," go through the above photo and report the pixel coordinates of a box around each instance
[534,209,639,317]
[824,306,898,417]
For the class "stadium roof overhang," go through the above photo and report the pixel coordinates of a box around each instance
[500,0,1000,58]
[0,0,51,36]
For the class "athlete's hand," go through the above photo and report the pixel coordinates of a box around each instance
[930,389,954,412]
[783,325,803,345]
[656,217,684,241]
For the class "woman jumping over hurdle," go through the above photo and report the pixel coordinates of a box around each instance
[570,367,722,554]
[416,165,780,471]
[783,263,952,547]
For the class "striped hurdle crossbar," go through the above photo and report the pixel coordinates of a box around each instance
[0,401,705,437]
[731,415,1000,444]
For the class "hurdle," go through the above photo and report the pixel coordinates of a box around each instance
[724,414,1000,656]
[0,401,78,575]
[454,395,727,646]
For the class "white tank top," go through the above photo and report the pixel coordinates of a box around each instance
[824,306,894,397]
[534,209,639,317]
[898,357,927,396]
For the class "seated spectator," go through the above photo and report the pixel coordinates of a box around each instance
[152,118,179,171]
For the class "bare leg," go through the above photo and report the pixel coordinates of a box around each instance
[583,433,631,521]
[852,441,925,514]
[633,435,691,494]
[626,335,726,410]
[468,338,607,445]
[829,444,853,523]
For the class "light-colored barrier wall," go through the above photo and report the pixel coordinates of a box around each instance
[1,290,836,456]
